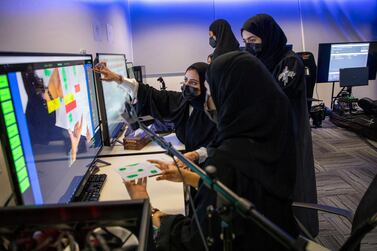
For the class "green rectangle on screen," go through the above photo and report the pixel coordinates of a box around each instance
[9,135,21,150]
[4,112,16,127]
[1,100,13,114]
[19,178,30,193]
[14,156,25,172]
[12,146,23,161]
[0,75,8,88]
[17,168,28,182]
[0,88,11,102]
[44,69,51,77]
[7,124,18,138]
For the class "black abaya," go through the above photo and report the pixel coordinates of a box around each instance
[209,19,240,60]
[157,52,298,251]
[135,63,217,152]
[242,14,319,236]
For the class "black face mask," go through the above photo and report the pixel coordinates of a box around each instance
[245,43,262,56]
[181,84,198,101]
[209,37,217,48]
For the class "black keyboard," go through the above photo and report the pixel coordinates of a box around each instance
[80,174,107,202]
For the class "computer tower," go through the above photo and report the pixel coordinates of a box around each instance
[0,200,152,250]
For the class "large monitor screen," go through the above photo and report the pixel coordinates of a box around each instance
[0,53,102,205]
[317,41,377,82]
[96,53,129,146]
[328,43,369,81]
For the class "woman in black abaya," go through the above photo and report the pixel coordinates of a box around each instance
[241,13,319,237]
[94,62,217,152]
[124,51,298,251]
[209,19,240,60]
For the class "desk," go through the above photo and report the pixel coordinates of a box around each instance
[98,153,185,215]
[98,133,185,157]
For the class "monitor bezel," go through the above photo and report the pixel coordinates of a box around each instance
[126,61,135,79]
[95,53,128,146]
[0,51,103,205]
[317,41,377,83]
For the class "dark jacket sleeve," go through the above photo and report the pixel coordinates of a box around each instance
[274,55,305,99]
[157,192,218,251]
[136,83,186,122]
[156,151,235,251]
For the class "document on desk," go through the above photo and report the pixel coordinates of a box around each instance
[115,161,162,181]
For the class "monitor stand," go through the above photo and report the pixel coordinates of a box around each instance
[94,158,111,166]
[330,81,352,109]
[91,158,111,174]
[112,139,124,146]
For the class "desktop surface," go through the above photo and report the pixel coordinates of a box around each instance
[98,153,185,215]
[99,132,186,157]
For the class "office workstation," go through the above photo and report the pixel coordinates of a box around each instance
[0,1,377,250]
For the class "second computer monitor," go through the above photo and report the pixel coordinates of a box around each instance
[126,62,135,79]
[317,41,377,82]
[96,53,129,146]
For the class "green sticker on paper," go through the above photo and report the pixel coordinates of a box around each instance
[127,174,138,179]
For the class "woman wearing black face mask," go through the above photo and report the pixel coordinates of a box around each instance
[124,51,299,250]
[93,62,217,152]
[241,14,319,237]
[209,19,240,60]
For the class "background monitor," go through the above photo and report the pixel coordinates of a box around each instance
[0,52,102,205]
[126,62,135,79]
[96,53,129,146]
[317,41,377,82]
[339,67,369,87]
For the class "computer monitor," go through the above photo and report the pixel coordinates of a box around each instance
[96,53,129,146]
[126,62,135,79]
[0,52,102,205]
[317,41,377,82]
[339,67,369,87]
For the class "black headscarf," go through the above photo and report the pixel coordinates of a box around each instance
[206,51,296,198]
[209,19,240,60]
[241,14,289,72]
[185,62,208,111]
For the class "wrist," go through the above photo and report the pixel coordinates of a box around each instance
[186,171,200,189]
[116,74,123,84]
[191,151,199,162]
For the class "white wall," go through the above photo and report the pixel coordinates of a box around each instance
[0,0,134,206]
[129,0,377,107]
[300,0,377,106]
[145,75,183,92]
[0,0,133,60]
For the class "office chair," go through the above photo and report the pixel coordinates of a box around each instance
[292,174,377,250]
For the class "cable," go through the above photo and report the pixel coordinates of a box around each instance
[122,231,134,246]
[3,193,13,207]
[170,156,209,251]
[315,83,320,101]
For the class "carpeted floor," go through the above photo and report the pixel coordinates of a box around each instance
[312,119,377,250]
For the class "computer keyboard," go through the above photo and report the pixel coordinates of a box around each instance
[80,174,107,202]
